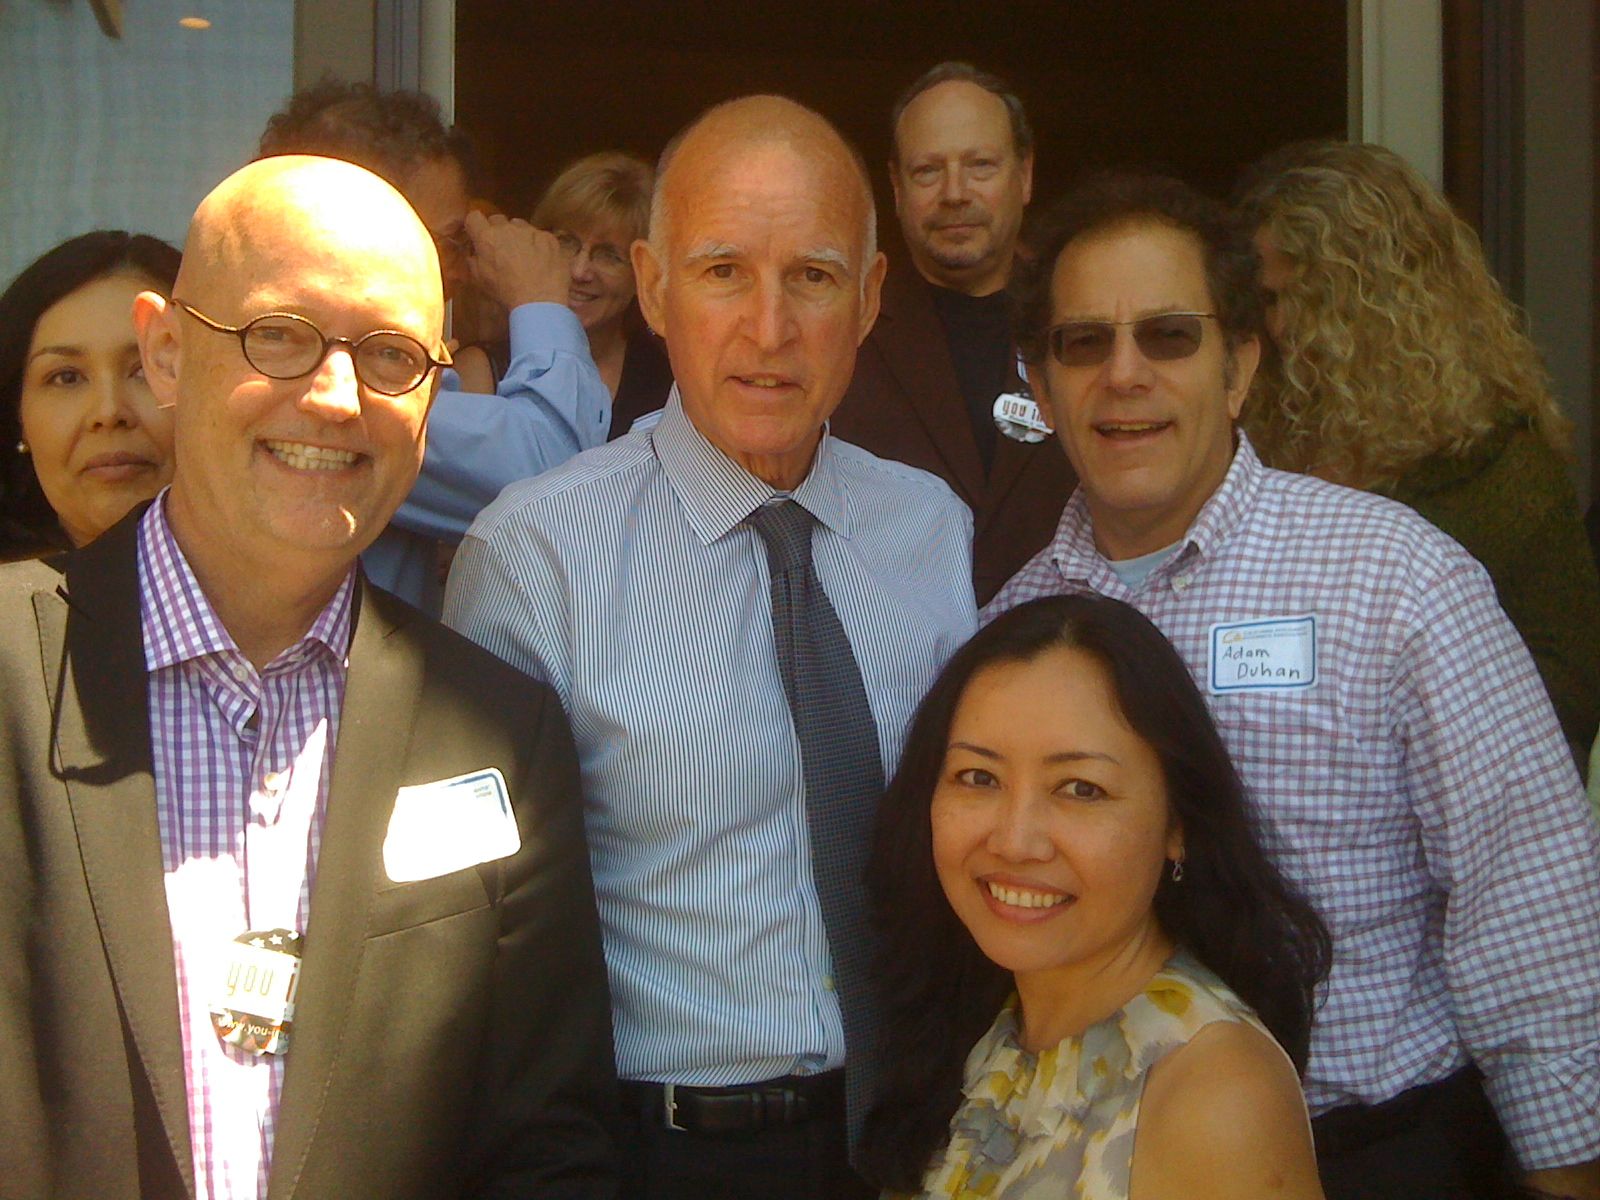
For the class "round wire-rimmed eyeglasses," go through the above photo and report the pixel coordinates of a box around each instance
[169,298,452,396]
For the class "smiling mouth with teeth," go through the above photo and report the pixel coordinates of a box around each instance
[986,880,1072,910]
[263,440,360,471]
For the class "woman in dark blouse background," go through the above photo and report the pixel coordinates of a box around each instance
[531,151,673,440]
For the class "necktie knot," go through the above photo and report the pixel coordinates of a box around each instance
[747,498,815,574]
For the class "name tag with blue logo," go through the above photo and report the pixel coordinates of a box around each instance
[1208,616,1316,694]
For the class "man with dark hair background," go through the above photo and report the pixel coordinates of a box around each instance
[831,62,1076,604]
[257,80,611,614]
[989,170,1600,1200]
[258,81,487,300]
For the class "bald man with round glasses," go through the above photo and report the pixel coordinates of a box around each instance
[0,156,618,1200]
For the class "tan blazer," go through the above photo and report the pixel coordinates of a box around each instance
[0,512,619,1199]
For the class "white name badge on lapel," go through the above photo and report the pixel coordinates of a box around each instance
[1208,616,1317,694]
[209,928,303,1056]
[383,767,521,883]
[993,351,1054,443]
[993,392,1053,442]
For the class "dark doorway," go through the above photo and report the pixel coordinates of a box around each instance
[455,0,1347,220]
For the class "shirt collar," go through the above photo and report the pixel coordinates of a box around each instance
[138,491,356,674]
[1183,431,1264,557]
[1048,431,1265,582]
[650,384,852,544]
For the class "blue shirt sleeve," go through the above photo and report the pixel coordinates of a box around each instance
[389,302,610,542]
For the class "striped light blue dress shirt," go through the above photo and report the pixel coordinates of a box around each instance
[445,391,976,1085]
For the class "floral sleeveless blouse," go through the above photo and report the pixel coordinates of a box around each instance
[899,951,1272,1200]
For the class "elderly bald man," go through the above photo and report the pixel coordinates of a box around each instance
[446,98,977,1199]
[0,156,618,1200]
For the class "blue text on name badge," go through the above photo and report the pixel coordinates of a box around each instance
[1208,616,1316,694]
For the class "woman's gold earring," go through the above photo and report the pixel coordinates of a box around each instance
[15,441,28,455]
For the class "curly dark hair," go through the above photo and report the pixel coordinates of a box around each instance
[257,78,479,191]
[0,231,182,550]
[858,595,1330,1192]
[1012,171,1264,367]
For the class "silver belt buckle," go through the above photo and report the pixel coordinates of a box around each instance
[663,1082,686,1131]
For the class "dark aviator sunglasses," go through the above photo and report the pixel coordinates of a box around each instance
[1045,311,1218,367]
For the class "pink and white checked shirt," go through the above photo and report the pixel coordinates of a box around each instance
[138,499,354,1200]
[986,436,1600,1171]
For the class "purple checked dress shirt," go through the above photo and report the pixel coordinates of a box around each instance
[987,436,1600,1171]
[138,497,354,1199]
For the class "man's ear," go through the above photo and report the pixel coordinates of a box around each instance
[857,250,888,345]
[1224,334,1262,421]
[1020,151,1035,207]
[420,371,442,422]
[631,238,667,338]
[1025,357,1065,441]
[132,291,180,410]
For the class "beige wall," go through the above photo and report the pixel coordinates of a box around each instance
[294,0,374,88]
[292,0,454,103]
[1352,0,1445,188]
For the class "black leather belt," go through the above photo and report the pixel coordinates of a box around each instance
[622,1070,845,1135]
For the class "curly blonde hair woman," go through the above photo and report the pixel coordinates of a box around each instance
[1236,140,1567,485]
[1236,140,1600,765]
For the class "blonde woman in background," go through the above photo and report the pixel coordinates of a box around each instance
[1236,140,1600,768]
[533,151,673,439]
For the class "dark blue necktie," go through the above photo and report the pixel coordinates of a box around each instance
[747,498,883,1149]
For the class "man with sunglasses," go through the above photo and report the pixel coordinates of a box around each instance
[986,172,1600,1199]
[0,156,618,1199]
[257,81,611,616]
[830,62,1076,604]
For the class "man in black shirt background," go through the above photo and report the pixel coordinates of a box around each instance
[831,62,1076,603]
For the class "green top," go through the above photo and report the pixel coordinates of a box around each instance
[1379,421,1600,769]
